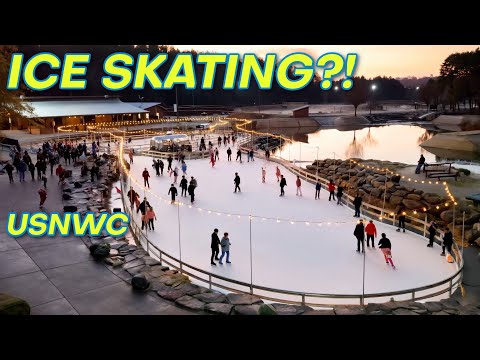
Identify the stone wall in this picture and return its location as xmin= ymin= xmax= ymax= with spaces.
xmin=305 ymin=158 xmax=480 ymax=245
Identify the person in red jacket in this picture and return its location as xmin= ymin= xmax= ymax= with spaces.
xmin=142 ymin=168 xmax=150 ymax=188
xmin=296 ymin=175 xmax=302 ymax=196
xmin=365 ymin=220 xmax=377 ymax=248
xmin=328 ymin=180 xmax=336 ymax=201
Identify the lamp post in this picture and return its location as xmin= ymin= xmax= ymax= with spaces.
xmin=370 ymin=84 xmax=377 ymax=115
xmin=315 ymin=146 xmax=319 ymax=179
xmin=333 ymin=86 xmax=339 ymax=113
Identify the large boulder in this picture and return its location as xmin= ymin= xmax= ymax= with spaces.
xmin=234 ymin=304 xmax=261 ymax=315
xmin=422 ymin=194 xmax=442 ymax=205
xmin=258 ymin=304 xmax=278 ymax=315
xmin=370 ymin=188 xmax=382 ymax=198
xmin=0 ymin=293 xmax=30 ymax=315
xmin=193 ymin=292 xmax=227 ymax=303
xmin=389 ymin=195 xmax=404 ymax=206
xmin=227 ymin=293 xmax=263 ymax=305
xmin=204 ymin=303 xmax=233 ymax=315
xmin=175 ymin=295 xmax=205 ymax=311
xmin=131 ymin=274 xmax=150 ymax=291
xmin=402 ymin=199 xmax=424 ymax=210
xmin=406 ymin=194 xmax=422 ymax=201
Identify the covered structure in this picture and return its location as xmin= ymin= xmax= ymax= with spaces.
xmin=17 ymin=96 xmax=147 ymax=134
xmin=292 ymin=105 xmax=309 ymax=118
xmin=127 ymin=102 xmax=168 ymax=119
xmin=150 ymin=134 xmax=192 ymax=152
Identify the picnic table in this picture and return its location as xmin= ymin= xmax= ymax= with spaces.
xmin=466 ymin=193 xmax=480 ymax=206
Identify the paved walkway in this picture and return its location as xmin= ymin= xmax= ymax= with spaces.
xmin=0 ymin=167 xmax=192 ymax=315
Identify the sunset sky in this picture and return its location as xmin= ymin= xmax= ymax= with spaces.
xmin=173 ymin=45 xmax=479 ymax=78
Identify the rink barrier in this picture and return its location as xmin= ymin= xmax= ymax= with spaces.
xmin=119 ymin=150 xmax=464 ymax=307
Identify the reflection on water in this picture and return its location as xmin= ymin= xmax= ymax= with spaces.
xmin=277 ymin=125 xmax=440 ymax=165
xmin=417 ymin=130 xmax=434 ymax=145
xmin=345 ymin=131 xmax=364 ymax=158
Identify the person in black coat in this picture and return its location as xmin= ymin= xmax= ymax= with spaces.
xmin=354 ymin=220 xmax=365 ymax=252
xmin=168 ymin=184 xmax=178 ymax=204
xmin=153 ymin=159 xmax=160 ymax=176
xmin=441 ymin=228 xmax=453 ymax=256
xmin=210 ymin=228 xmax=220 ymax=265
xmin=337 ymin=185 xmax=344 ymax=205
xmin=227 ymin=147 xmax=232 ymax=161
xmin=234 ymin=173 xmax=241 ymax=193
xmin=180 ymin=175 xmax=188 ymax=196
xmin=427 ymin=221 xmax=437 ymax=247
xmin=236 ymin=149 xmax=242 ymax=163
xmin=353 ymin=193 xmax=362 ymax=217
xmin=167 ymin=155 xmax=173 ymax=171
xmin=279 ymin=175 xmax=287 ymax=196
xmin=158 ymin=159 xmax=164 ymax=175
xmin=378 ymin=233 xmax=395 ymax=268
xmin=188 ymin=183 xmax=195 ymax=203
xmin=4 ymin=162 xmax=14 ymax=183
xmin=138 ymin=197 xmax=150 ymax=215
xmin=396 ymin=208 xmax=406 ymax=232
xmin=28 ymin=162 xmax=35 ymax=181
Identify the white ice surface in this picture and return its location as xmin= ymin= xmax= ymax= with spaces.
xmin=121 ymin=144 xmax=458 ymax=303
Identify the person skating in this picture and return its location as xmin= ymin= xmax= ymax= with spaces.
xmin=128 ymin=149 xmax=134 ymax=164
xmin=210 ymin=228 xmax=220 ymax=265
xmin=219 ymin=232 xmax=231 ymax=264
xmin=188 ymin=182 xmax=195 ymax=203
xmin=378 ymin=233 xmax=395 ymax=269
xmin=353 ymin=193 xmax=362 ymax=217
xmin=18 ymin=160 xmax=27 ymax=182
xmin=262 ymin=167 xmax=266 ymax=183
xmin=354 ymin=219 xmax=365 ymax=253
xmin=296 ymin=175 xmax=302 ymax=196
xmin=234 ymin=173 xmax=241 ymax=193
xmin=236 ymin=149 xmax=242 ymax=163
xmin=181 ymin=160 xmax=187 ymax=176
xmin=336 ymin=185 xmax=344 ymax=205
xmin=127 ymin=186 xmax=139 ymax=209
xmin=180 ymin=175 xmax=188 ymax=196
xmin=415 ymin=154 xmax=426 ymax=174
xmin=146 ymin=206 xmax=157 ymax=231
xmin=218 ymin=136 xmax=222 ymax=147
xmin=365 ymin=220 xmax=377 ymax=248
xmin=49 ymin=156 xmax=55 ymax=175
xmin=279 ymin=175 xmax=287 ymax=196
xmin=209 ymin=151 xmax=216 ymax=168
xmin=265 ymin=149 xmax=270 ymax=161
xmin=440 ymin=228 xmax=453 ymax=256
xmin=223 ymin=135 xmax=227 ymax=146
xmin=5 ymin=162 xmax=14 ymax=183
xmin=158 ymin=159 xmax=164 ymax=175
xmin=138 ymin=197 xmax=151 ymax=215
xmin=249 ymin=149 xmax=254 ymax=162
xmin=35 ymin=160 xmax=43 ymax=180
xmin=328 ymin=180 xmax=336 ymax=201
xmin=276 ymin=166 xmax=281 ymax=182
xmin=396 ymin=208 xmax=406 ymax=232
xmin=168 ymin=184 xmax=178 ymax=204
xmin=42 ymin=174 xmax=47 ymax=188
xmin=153 ymin=159 xmax=160 ymax=176
xmin=38 ymin=188 xmax=47 ymax=208
xmin=315 ymin=181 xmax=321 ymax=199
xmin=142 ymin=168 xmax=150 ymax=188
xmin=167 ymin=154 xmax=173 ymax=172
xmin=215 ymin=148 xmax=219 ymax=161
xmin=427 ymin=221 xmax=437 ymax=247
xmin=173 ymin=167 xmax=178 ymax=184
xmin=190 ymin=176 xmax=198 ymax=189
xmin=227 ymin=147 xmax=232 ymax=161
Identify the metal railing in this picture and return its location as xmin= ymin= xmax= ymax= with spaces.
xmin=119 ymin=140 xmax=464 ymax=307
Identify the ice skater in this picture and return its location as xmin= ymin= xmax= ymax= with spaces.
xmin=353 ymin=193 xmax=362 ymax=217
xmin=236 ymin=149 xmax=242 ymax=163
xmin=440 ymin=228 xmax=453 ymax=256
xmin=296 ymin=175 xmax=302 ymax=196
xmin=153 ymin=159 xmax=160 ymax=176
xmin=181 ymin=160 xmax=187 ymax=176
xmin=142 ymin=168 xmax=150 ymax=188
xmin=168 ymin=184 xmax=178 ymax=204
xmin=146 ymin=206 xmax=156 ymax=231
xmin=180 ymin=175 xmax=188 ymax=196
xmin=396 ymin=208 xmax=406 ymax=232
xmin=210 ymin=151 xmax=216 ymax=168
xmin=427 ymin=221 xmax=437 ymax=247
xmin=167 ymin=154 xmax=173 ymax=172
xmin=129 ymin=149 xmax=134 ymax=164
xmin=158 ymin=159 xmax=164 ymax=175
xmin=215 ymin=148 xmax=219 ymax=161
xmin=365 ymin=220 xmax=377 ymax=248
xmin=279 ymin=175 xmax=287 ymax=196
xmin=276 ymin=166 xmax=281 ymax=182
xmin=354 ymin=219 xmax=365 ymax=253
xmin=262 ymin=167 xmax=266 ymax=183
xmin=173 ymin=166 xmax=178 ymax=184
xmin=336 ymin=185 xmax=344 ymax=205
xmin=188 ymin=182 xmax=195 ymax=203
xmin=234 ymin=172 xmax=241 ymax=193
xmin=378 ymin=233 xmax=395 ymax=269
xmin=219 ymin=232 xmax=231 ymax=264
xmin=38 ymin=188 xmax=47 ymax=208
xmin=210 ymin=228 xmax=220 ymax=265
xmin=315 ymin=180 xmax=321 ymax=199
xmin=227 ymin=147 xmax=232 ymax=161
xmin=328 ymin=180 xmax=336 ymax=201
xmin=248 ymin=149 xmax=254 ymax=162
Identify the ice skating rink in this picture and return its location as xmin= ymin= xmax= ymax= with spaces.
xmin=122 ymin=144 xmax=458 ymax=303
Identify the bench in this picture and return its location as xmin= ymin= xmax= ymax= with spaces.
xmin=423 ymin=162 xmax=452 ymax=177
xmin=427 ymin=171 xmax=460 ymax=181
